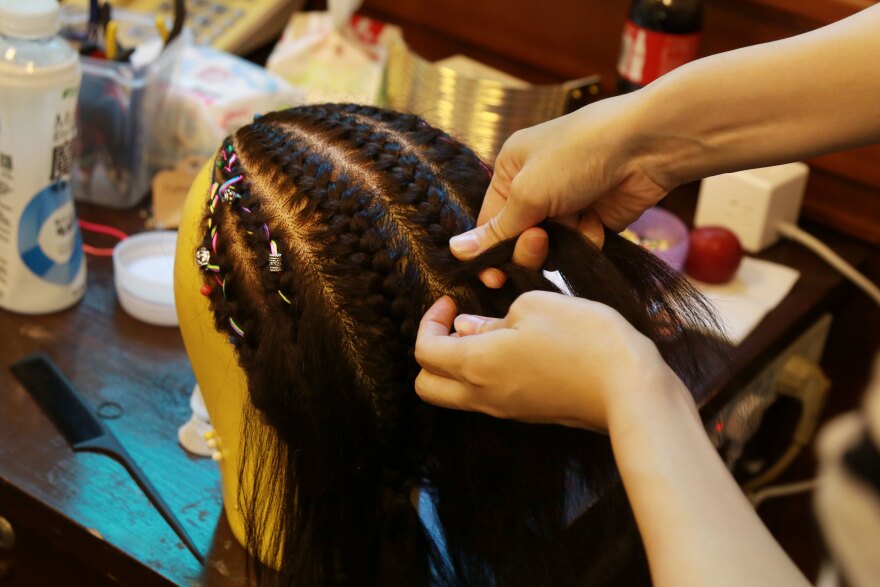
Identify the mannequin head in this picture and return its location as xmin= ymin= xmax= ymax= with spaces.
xmin=175 ymin=104 xmax=725 ymax=587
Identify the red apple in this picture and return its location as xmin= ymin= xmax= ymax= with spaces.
xmin=685 ymin=226 xmax=743 ymax=284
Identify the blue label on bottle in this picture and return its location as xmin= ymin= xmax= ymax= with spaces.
xmin=18 ymin=181 xmax=83 ymax=285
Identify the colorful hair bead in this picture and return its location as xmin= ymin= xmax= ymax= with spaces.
xmin=219 ymin=176 xmax=243 ymax=204
xmin=268 ymin=240 xmax=282 ymax=272
xmin=195 ymin=246 xmax=211 ymax=268
xmin=200 ymin=284 xmax=213 ymax=296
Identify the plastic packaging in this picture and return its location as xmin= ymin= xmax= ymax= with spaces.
xmin=149 ymin=45 xmax=303 ymax=172
xmin=266 ymin=0 xmax=401 ymax=105
xmin=0 ymin=0 xmax=86 ymax=314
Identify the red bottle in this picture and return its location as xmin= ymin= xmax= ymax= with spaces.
xmin=617 ymin=0 xmax=704 ymax=94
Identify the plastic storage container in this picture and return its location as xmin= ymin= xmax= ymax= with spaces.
xmin=60 ymin=6 xmax=186 ymax=209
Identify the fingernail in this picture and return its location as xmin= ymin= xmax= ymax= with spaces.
xmin=450 ymin=233 xmax=480 ymax=255
xmin=525 ymin=232 xmax=547 ymax=254
xmin=455 ymin=314 xmax=487 ymax=335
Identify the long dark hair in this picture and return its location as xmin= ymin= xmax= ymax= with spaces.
xmin=195 ymin=104 xmax=726 ymax=586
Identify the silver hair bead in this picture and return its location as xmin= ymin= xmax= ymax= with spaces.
xmin=195 ymin=246 xmax=211 ymax=268
xmin=220 ymin=186 xmax=238 ymax=204
xmin=268 ymin=252 xmax=283 ymax=272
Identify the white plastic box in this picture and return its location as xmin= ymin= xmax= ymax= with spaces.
xmin=695 ymin=163 xmax=809 ymax=253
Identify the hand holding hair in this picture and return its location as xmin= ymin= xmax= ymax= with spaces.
xmin=450 ymin=95 xmax=670 ymax=287
xmin=414 ymin=292 xmax=685 ymax=431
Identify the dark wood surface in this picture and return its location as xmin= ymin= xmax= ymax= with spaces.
xmin=0 ymin=187 xmax=876 ymax=584
xmin=0 ymin=203 xmax=248 ymax=586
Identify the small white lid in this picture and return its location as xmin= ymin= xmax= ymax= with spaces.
xmin=113 ymin=231 xmax=179 ymax=327
xmin=0 ymin=0 xmax=61 ymax=40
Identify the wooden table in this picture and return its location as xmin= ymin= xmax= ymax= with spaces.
xmin=0 ymin=203 xmax=247 ymax=586
xmin=0 ymin=191 xmax=876 ymax=585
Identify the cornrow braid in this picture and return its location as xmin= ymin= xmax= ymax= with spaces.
xmin=191 ymin=105 xmax=729 ymax=587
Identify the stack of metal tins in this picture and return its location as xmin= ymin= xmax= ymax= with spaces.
xmin=384 ymin=42 xmax=600 ymax=162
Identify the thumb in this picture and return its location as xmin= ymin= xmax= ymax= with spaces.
xmin=450 ymin=197 xmax=546 ymax=260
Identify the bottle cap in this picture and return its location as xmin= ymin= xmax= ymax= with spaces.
xmin=0 ymin=0 xmax=61 ymax=40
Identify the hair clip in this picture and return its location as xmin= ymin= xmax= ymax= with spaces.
xmin=195 ymin=246 xmax=211 ymax=268
xmin=268 ymin=240 xmax=282 ymax=272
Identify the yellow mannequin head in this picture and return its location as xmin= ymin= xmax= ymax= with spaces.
xmin=171 ymin=105 xmax=725 ymax=586
xmin=174 ymin=159 xmax=258 ymax=554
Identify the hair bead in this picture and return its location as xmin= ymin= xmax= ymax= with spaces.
xmin=219 ymin=176 xmax=243 ymax=204
xmin=195 ymin=246 xmax=211 ymax=268
xmin=268 ymin=240 xmax=283 ymax=272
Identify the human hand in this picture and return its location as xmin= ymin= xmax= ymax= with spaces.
xmin=414 ymin=292 xmax=687 ymax=431
xmin=454 ymin=95 xmax=671 ymax=287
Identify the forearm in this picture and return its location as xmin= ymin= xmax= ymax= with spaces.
xmin=607 ymin=370 xmax=809 ymax=587
xmin=634 ymin=4 xmax=880 ymax=187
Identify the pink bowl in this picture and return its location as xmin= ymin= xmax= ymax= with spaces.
xmin=626 ymin=207 xmax=690 ymax=271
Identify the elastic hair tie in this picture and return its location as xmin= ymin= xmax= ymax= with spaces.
xmin=268 ymin=240 xmax=282 ymax=272
xmin=207 ymin=264 xmax=220 ymax=273
xmin=262 ymin=223 xmax=270 ymax=240
xmin=241 ymin=206 xmax=251 ymax=214
xmin=211 ymin=231 xmax=219 ymax=254
xmin=278 ymin=290 xmax=292 ymax=304
xmin=228 ymin=317 xmax=244 ymax=337
xmin=209 ymin=182 xmax=218 ymax=199
xmin=478 ymin=160 xmax=493 ymax=179
xmin=224 ymin=153 xmax=237 ymax=172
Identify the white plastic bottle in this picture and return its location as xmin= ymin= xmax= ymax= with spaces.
xmin=0 ymin=0 xmax=86 ymax=314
